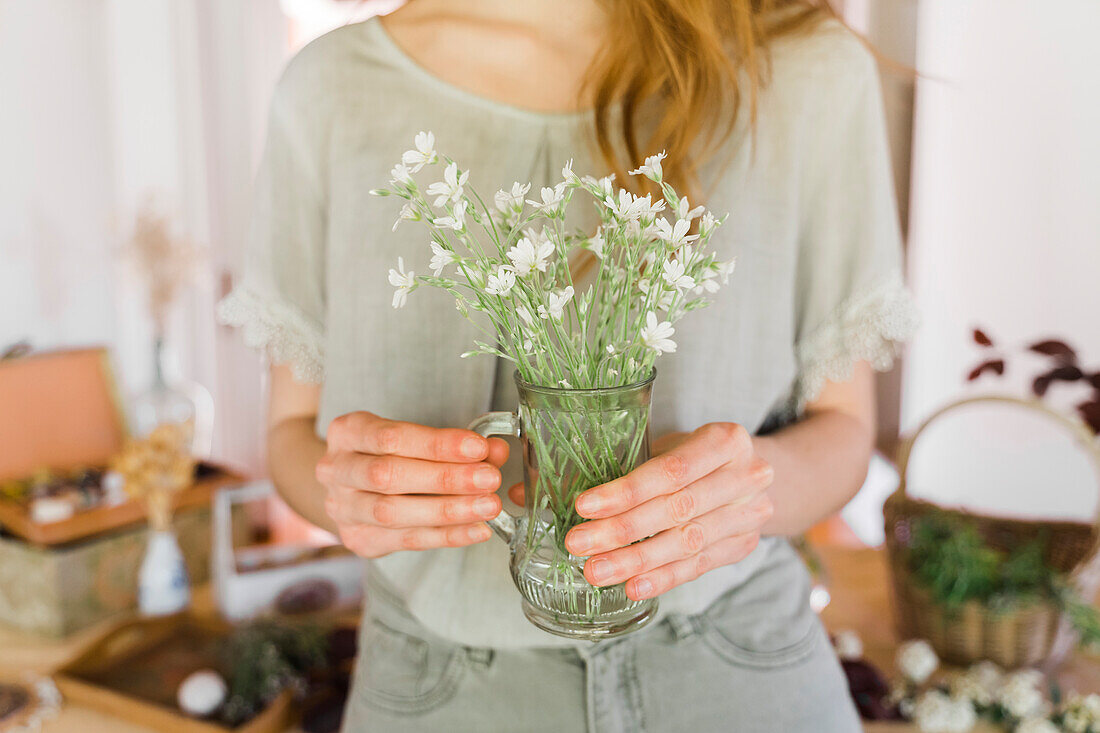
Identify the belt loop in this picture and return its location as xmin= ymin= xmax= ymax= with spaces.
xmin=666 ymin=613 xmax=697 ymax=640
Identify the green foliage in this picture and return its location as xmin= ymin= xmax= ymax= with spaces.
xmin=905 ymin=514 xmax=1100 ymax=645
xmin=218 ymin=620 xmax=327 ymax=726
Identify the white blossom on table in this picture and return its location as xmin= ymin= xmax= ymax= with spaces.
xmin=897 ymin=639 xmax=940 ymax=685
xmin=1060 ymin=692 xmax=1100 ymax=733
xmin=997 ymin=670 xmax=1049 ymax=721
xmin=913 ymin=690 xmax=977 ymax=733
xmin=831 ymin=629 xmax=863 ymax=661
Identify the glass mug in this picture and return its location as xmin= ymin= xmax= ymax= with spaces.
xmin=468 ymin=370 xmax=658 ymax=640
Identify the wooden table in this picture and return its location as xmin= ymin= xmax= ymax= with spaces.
xmin=1 ymin=546 xmax=1096 ymax=732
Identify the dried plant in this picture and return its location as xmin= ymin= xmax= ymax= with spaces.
xmin=123 ymin=199 xmax=203 ymax=336
xmin=110 ymin=423 xmax=195 ymax=530
xmin=967 ymin=328 xmax=1100 ymax=435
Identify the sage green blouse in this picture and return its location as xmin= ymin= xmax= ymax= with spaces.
xmin=219 ymin=16 xmax=917 ymax=648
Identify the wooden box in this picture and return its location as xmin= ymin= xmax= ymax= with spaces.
xmin=0 ymin=505 xmax=224 ymax=637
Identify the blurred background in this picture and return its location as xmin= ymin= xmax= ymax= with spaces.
xmin=1 ymin=1 xmax=1098 ymax=730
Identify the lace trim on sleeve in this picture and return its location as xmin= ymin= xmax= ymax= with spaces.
xmin=217 ymin=287 xmax=325 ymax=384
xmin=794 ymin=274 xmax=918 ymax=410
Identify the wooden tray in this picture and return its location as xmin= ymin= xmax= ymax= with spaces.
xmin=55 ymin=614 xmax=292 ymax=733
xmin=0 ymin=464 xmax=243 ymax=547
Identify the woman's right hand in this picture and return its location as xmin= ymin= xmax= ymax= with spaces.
xmin=315 ymin=411 xmax=508 ymax=558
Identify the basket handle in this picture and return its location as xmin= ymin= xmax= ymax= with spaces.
xmin=896 ymin=394 xmax=1100 ymax=524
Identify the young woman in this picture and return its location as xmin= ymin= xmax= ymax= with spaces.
xmin=220 ymin=0 xmax=916 ymax=730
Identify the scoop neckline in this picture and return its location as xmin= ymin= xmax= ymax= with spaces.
xmin=366 ymin=16 xmax=593 ymax=126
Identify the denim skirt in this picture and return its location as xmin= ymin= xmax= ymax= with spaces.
xmin=341 ymin=540 xmax=860 ymax=733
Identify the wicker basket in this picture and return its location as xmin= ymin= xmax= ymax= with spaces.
xmin=884 ymin=395 xmax=1100 ymax=669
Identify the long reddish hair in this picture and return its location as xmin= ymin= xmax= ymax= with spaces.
xmin=586 ymin=0 xmax=836 ymax=195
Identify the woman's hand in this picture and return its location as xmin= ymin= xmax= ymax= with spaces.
xmin=315 ymin=411 xmax=509 ymax=558
xmin=563 ymin=423 xmax=774 ymax=601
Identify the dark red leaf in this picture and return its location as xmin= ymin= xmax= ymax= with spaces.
xmin=967 ymin=359 xmax=1005 ymax=381
xmin=1029 ymin=339 xmax=1077 ymax=363
xmin=1048 ymin=365 xmax=1085 ymax=381
xmin=1033 ymin=374 xmax=1054 ymax=397
xmin=972 ymin=328 xmax=994 ymax=347
xmin=1078 ymin=400 xmax=1100 ymax=435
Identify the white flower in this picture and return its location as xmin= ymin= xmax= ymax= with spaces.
xmin=527 ymin=184 xmax=566 ymax=215
xmin=558 ymin=379 xmax=572 ymax=388
xmin=661 ymin=259 xmax=696 ymax=291
xmin=587 ymin=231 xmax=605 ymax=260
xmin=515 ymin=305 xmax=536 ymax=327
xmin=387 ymin=256 xmax=415 ymax=308
xmin=494 ymin=182 xmax=531 ymax=212
xmin=832 ymin=630 xmax=863 ymax=661
xmin=1061 ymin=692 xmax=1100 ymax=733
xmin=640 ymin=312 xmax=676 ymax=354
xmin=912 ymin=690 xmax=976 ymax=733
xmin=998 ymin=670 xmax=1048 ymax=720
xmin=561 ymin=159 xmax=578 ymax=184
xmin=675 ymin=196 xmax=706 ymax=221
xmin=401 ymin=131 xmax=436 ymax=172
xmin=655 ymin=217 xmax=698 ymax=247
xmin=630 ymin=151 xmax=666 ymax=182
xmin=716 ymin=257 xmax=737 ymax=284
xmin=507 ymin=233 xmax=555 ymax=276
xmin=694 ymin=269 xmax=720 ymax=295
xmin=897 ymin=640 xmax=939 ymax=685
xmin=1016 ymin=718 xmax=1060 ymax=733
xmin=699 ymin=212 xmax=720 ymax=237
xmin=428 ymin=242 xmax=454 ymax=276
xmin=484 ymin=265 xmax=516 ymax=296
xmin=390 ymin=162 xmax=414 ymax=186
xmin=392 ymin=202 xmax=419 ymax=231
xmin=434 ymin=200 xmax=468 ymax=231
xmin=538 ymin=286 xmax=574 ymax=320
xmin=426 ymin=161 xmax=469 ymax=207
xmin=950 ymin=662 xmax=1003 ymax=707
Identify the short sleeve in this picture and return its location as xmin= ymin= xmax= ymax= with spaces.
xmin=217 ymin=63 xmax=327 ymax=384
xmin=792 ymin=44 xmax=918 ymax=410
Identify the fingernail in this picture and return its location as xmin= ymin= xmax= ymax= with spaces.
xmin=576 ymin=493 xmax=601 ymax=515
xmin=474 ymin=467 xmax=498 ymax=490
xmin=474 ymin=496 xmax=498 ymax=517
xmin=469 ymin=525 xmax=491 ymax=541
xmin=588 ymin=557 xmax=613 ymax=583
xmin=568 ymin=530 xmax=592 ymax=555
xmin=462 ymin=437 xmax=485 ymax=459
xmin=633 ymin=578 xmax=653 ymax=598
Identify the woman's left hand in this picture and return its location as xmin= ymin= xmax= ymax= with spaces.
xmin=563 ymin=423 xmax=775 ymax=602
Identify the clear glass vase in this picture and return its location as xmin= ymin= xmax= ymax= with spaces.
xmin=131 ymin=335 xmax=214 ymax=457
xmin=469 ymin=370 xmax=658 ymax=640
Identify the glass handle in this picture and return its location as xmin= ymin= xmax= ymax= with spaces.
xmin=466 ymin=411 xmax=520 ymax=544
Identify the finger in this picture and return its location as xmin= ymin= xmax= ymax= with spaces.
xmin=334 ymin=487 xmax=503 ymax=528
xmin=575 ymin=423 xmax=752 ymax=519
xmin=318 ymin=452 xmax=501 ymax=495
xmin=507 ymin=482 xmax=525 ymax=506
xmin=327 ymin=411 xmax=490 ymax=462
xmin=487 ymin=437 xmax=510 ymax=468
xmin=581 ymin=493 xmax=773 ymax=587
xmin=624 ymin=533 xmax=762 ymax=601
xmin=336 ymin=522 xmax=492 ymax=558
xmin=566 ymin=457 xmax=773 ymax=556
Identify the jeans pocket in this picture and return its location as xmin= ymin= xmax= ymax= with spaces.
xmin=693 ymin=543 xmax=821 ymax=669
xmin=355 ymin=618 xmax=468 ymax=715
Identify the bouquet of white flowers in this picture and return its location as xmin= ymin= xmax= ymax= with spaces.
xmin=370 ymin=133 xmax=737 ymax=637
xmin=373 ymin=131 xmax=735 ymax=390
